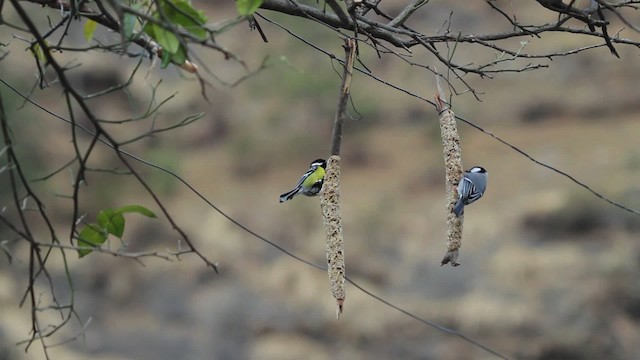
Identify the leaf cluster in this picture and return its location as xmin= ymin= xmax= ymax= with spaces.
xmin=77 ymin=205 xmax=157 ymax=257
xmin=142 ymin=0 xmax=208 ymax=67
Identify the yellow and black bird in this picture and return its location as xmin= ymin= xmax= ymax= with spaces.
xmin=279 ymin=159 xmax=327 ymax=203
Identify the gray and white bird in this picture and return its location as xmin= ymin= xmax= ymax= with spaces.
xmin=453 ymin=166 xmax=487 ymax=217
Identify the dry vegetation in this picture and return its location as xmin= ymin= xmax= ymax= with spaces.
xmin=1 ymin=0 xmax=640 ymax=359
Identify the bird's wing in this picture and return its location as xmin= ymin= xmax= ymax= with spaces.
xmin=292 ymin=166 xmax=316 ymax=189
xmin=458 ymin=177 xmax=474 ymax=199
xmin=466 ymin=185 xmax=482 ymax=203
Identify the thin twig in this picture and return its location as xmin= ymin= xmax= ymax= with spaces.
xmin=388 ymin=0 xmax=429 ymax=28
xmin=330 ymin=37 xmax=357 ymax=156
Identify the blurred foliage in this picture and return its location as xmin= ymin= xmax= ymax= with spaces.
xmin=625 ymin=151 xmax=640 ymax=171
xmin=236 ymin=0 xmax=264 ymax=16
xmin=522 ymin=194 xmax=609 ymax=239
xmin=249 ymin=63 xmax=338 ymax=111
xmin=535 ymin=344 xmax=590 ymax=360
xmin=144 ymin=145 xmax=181 ymax=195
xmin=354 ymin=195 xmax=401 ymax=257
xmin=228 ymin=131 xmax=271 ymax=177
xmin=522 ymin=189 xmax=640 ymax=241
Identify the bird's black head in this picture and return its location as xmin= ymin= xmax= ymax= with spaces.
xmin=468 ymin=166 xmax=487 ymax=174
xmin=310 ymin=159 xmax=327 ymax=169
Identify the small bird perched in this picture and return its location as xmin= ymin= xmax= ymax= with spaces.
xmin=279 ymin=159 xmax=327 ymax=203
xmin=453 ymin=166 xmax=488 ymax=217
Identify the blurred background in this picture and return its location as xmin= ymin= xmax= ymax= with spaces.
xmin=1 ymin=0 xmax=640 ymax=359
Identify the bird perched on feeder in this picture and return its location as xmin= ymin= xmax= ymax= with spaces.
xmin=453 ymin=166 xmax=487 ymax=217
xmin=279 ymin=159 xmax=327 ymax=203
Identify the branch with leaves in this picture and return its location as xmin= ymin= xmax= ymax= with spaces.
xmin=1 ymin=0 xmax=232 ymax=354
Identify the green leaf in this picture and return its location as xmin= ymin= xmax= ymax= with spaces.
xmin=97 ymin=209 xmax=126 ymax=238
xmin=170 ymin=46 xmax=187 ymax=65
xmin=123 ymin=13 xmax=137 ymax=39
xmin=143 ymin=22 xmax=155 ymax=38
xmin=31 ymin=42 xmax=48 ymax=64
xmin=77 ymin=224 xmax=107 ymax=258
xmin=161 ymin=48 xmax=172 ymax=68
xmin=123 ymin=2 xmax=143 ymax=39
xmin=144 ymin=21 xmax=180 ymax=55
xmin=152 ymin=23 xmax=180 ymax=54
xmin=83 ymin=19 xmax=98 ymax=43
xmin=114 ymin=205 xmax=157 ymax=218
xmin=161 ymin=0 xmax=208 ymax=40
xmin=236 ymin=0 xmax=263 ymax=16
xmin=96 ymin=210 xmax=110 ymax=228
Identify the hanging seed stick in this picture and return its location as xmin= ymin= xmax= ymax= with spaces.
xmin=320 ymin=37 xmax=355 ymax=318
xmin=435 ymin=74 xmax=464 ymax=266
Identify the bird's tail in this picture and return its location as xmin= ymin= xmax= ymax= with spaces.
xmin=279 ymin=187 xmax=300 ymax=203
xmin=453 ymin=199 xmax=465 ymax=217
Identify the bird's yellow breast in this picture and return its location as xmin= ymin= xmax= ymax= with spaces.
xmin=302 ymin=166 xmax=325 ymax=188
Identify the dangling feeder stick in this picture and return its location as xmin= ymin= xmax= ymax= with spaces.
xmin=434 ymin=74 xmax=465 ymax=267
xmin=320 ymin=37 xmax=356 ymax=319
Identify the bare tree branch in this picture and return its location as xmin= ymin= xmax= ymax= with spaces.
xmin=388 ymin=0 xmax=430 ymax=28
